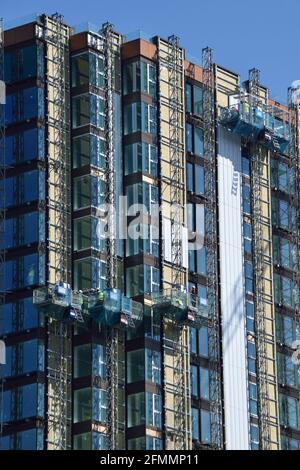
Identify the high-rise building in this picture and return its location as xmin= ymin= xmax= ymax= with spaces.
xmin=0 ymin=13 xmax=299 ymax=451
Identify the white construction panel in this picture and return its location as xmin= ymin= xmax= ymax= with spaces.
xmin=218 ymin=125 xmax=250 ymax=450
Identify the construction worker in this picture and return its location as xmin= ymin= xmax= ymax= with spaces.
xmin=97 ymin=290 xmax=105 ymax=304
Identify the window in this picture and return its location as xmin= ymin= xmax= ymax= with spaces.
xmin=3 ymin=383 xmax=44 ymax=422
xmin=74 ymin=388 xmax=92 ymax=423
xmin=194 ymin=86 xmax=203 ymax=116
xmin=146 ymin=437 xmax=163 ymax=450
xmin=74 ymin=257 xmax=107 ymax=291
xmin=185 ymin=83 xmax=203 ymax=116
xmin=199 ymin=326 xmax=209 ymax=357
xmin=279 ymin=394 xmax=300 ymax=430
xmin=5 ymin=170 xmax=45 ymax=208
xmin=242 ymin=184 xmax=251 ymax=214
xmin=0 ymin=428 xmax=44 ymax=450
xmin=250 ymin=424 xmax=259 ymax=450
xmin=187 ymin=162 xmax=205 ymax=195
xmin=146 ymin=392 xmax=162 ymax=428
xmin=74 ymin=344 xmax=91 ymax=378
xmin=272 ymin=196 xmax=296 ymax=231
xmin=249 ymin=382 xmax=258 ymax=416
xmin=127 ymin=349 xmax=144 ymax=383
xmin=200 ymin=410 xmax=211 ymax=443
xmin=73 ymin=134 xmax=105 ymax=169
xmin=281 ymin=436 xmax=300 ymax=450
xmin=273 ymin=235 xmax=296 ymax=271
xmin=6 ymin=87 xmax=44 ymax=125
xmin=247 ymin=341 xmax=256 ymax=375
xmin=72 ymin=94 xmax=105 ymax=129
xmin=5 ymin=128 xmax=45 ymax=166
xmin=200 ymin=367 xmax=210 ymax=400
xmin=191 ymin=365 xmax=199 ymax=397
xmin=5 ymin=253 xmax=45 ymax=290
xmin=190 ymin=327 xmax=197 ymax=354
xmin=1 ymin=211 xmax=45 ymax=250
xmin=277 ymin=353 xmax=300 ymax=388
xmin=186 ymin=124 xmax=203 ymax=155
xmin=126 ymin=224 xmax=159 ymax=258
xmin=72 ymin=52 xmax=104 ymax=89
xmin=185 ymin=83 xmax=192 ymax=113
xmin=127 ymin=393 xmax=145 ymax=427
xmin=74 ymin=216 xmax=105 ymax=252
xmin=192 ymin=408 xmax=200 ymax=440
xmin=5 ymin=44 xmax=44 ymax=84
xmin=123 ymin=60 xmax=156 ymax=97
xmin=92 ymin=344 xmax=106 ymax=378
xmin=195 ymin=127 xmax=204 ymax=155
xmin=126 ymin=265 xmax=160 ymax=297
xmin=243 ymin=221 xmax=252 ymax=255
xmin=93 ymin=388 xmax=107 ymax=423
xmin=145 ymin=349 xmax=161 ymax=384
xmin=73 ymin=175 xmax=106 ymax=210
xmin=189 ymin=247 xmax=206 ymax=275
xmin=246 ymin=301 xmax=255 ymax=333
xmin=74 ymin=433 xmax=91 ymax=450
xmin=186 ymin=123 xmax=193 ymax=152
xmin=124 ymin=102 xmax=157 ymax=135
xmin=124 ymin=142 xmax=158 ymax=177
xmin=3 ymin=339 xmax=44 ymax=378
xmin=126 ymin=182 xmax=158 ymax=214
xmin=271 ymin=159 xmax=294 ymax=194
xmin=274 ymin=274 xmax=297 ymax=308
xmin=276 ymin=313 xmax=300 ymax=348
xmin=245 ymin=261 xmax=253 ymax=294
xmin=242 ymin=157 xmax=250 ymax=176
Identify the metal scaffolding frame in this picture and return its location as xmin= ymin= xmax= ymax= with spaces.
xmin=287 ymin=87 xmax=300 ymax=408
xmin=202 ymin=47 xmax=223 ymax=450
xmin=0 ymin=17 xmax=5 ymax=447
xmin=157 ymin=36 xmax=191 ymax=450
xmin=101 ymin=22 xmax=124 ymax=450
xmin=43 ymin=13 xmax=72 ymax=450
xmin=249 ymin=68 xmax=280 ymax=449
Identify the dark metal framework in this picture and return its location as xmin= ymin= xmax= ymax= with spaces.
xmin=202 ymin=47 xmax=223 ymax=450
xmin=249 ymin=68 xmax=279 ymax=449
xmin=0 ymin=17 xmax=5 ymax=447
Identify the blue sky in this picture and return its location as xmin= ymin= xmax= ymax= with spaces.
xmin=1 ymin=0 xmax=298 ymax=102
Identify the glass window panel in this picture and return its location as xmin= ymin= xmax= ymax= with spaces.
xmin=194 ymin=127 xmax=203 ymax=155
xmin=127 ymin=392 xmax=146 ymax=427
xmin=186 ymin=123 xmax=193 ymax=152
xmin=127 ymin=349 xmax=144 ymax=383
xmin=194 ymin=86 xmax=203 ymax=116
xmin=74 ymin=344 xmax=91 ymax=378
xmin=200 ymin=410 xmax=211 ymax=443
xmin=192 ymin=408 xmax=200 ymax=440
xmin=200 ymin=367 xmax=209 ymax=400
xmin=74 ymin=388 xmax=92 ymax=423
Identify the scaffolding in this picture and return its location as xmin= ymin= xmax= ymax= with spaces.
xmin=249 ymin=69 xmax=280 ymax=450
xmin=157 ymin=35 xmax=191 ymax=450
xmin=101 ymin=22 xmax=124 ymax=450
xmin=42 ymin=13 xmax=72 ymax=450
xmin=288 ymin=87 xmax=300 ymax=407
xmin=0 ymin=18 xmax=4 ymax=447
xmin=202 ymin=47 xmax=223 ymax=449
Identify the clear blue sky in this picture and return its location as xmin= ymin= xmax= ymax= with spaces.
xmin=1 ymin=0 xmax=298 ymax=102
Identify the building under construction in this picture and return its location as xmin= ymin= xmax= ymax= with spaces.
xmin=0 ymin=13 xmax=299 ymax=450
